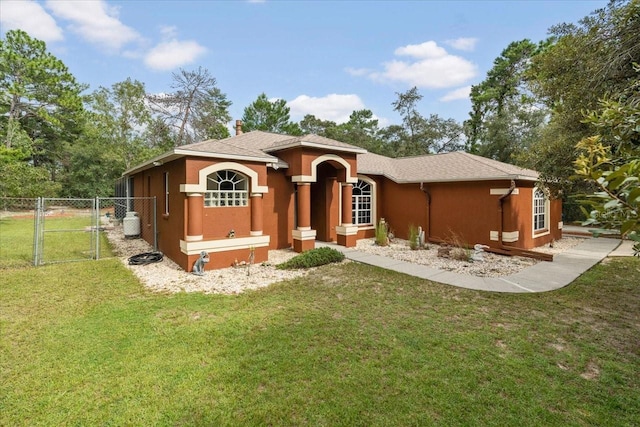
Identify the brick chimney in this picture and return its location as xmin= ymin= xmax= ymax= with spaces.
xmin=235 ymin=119 xmax=243 ymax=136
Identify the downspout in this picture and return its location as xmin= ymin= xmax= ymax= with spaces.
xmin=498 ymin=179 xmax=516 ymax=248
xmin=420 ymin=182 xmax=431 ymax=241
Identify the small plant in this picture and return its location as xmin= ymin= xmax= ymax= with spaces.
xmin=375 ymin=219 xmax=389 ymax=246
xmin=276 ymin=247 xmax=345 ymax=270
xmin=446 ymin=229 xmax=471 ymax=261
xmin=408 ymin=224 xmax=419 ymax=250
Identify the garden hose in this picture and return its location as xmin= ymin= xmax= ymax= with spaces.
xmin=128 ymin=252 xmax=164 ymax=265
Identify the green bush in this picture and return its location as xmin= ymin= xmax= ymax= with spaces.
xmin=408 ymin=224 xmax=419 ymax=250
xmin=375 ymin=219 xmax=389 ymax=246
xmin=276 ymin=247 xmax=345 ymax=270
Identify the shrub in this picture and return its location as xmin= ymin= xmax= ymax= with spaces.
xmin=408 ymin=224 xmax=419 ymax=250
xmin=276 ymin=247 xmax=345 ymax=270
xmin=375 ymin=219 xmax=389 ymax=246
xmin=446 ymin=229 xmax=471 ymax=261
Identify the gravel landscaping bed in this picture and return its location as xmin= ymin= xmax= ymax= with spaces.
xmin=106 ymin=225 xmax=583 ymax=293
xmin=355 ymin=236 xmax=583 ymax=277
xmin=105 ymin=227 xmax=310 ymax=294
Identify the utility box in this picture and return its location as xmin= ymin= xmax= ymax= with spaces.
xmin=123 ymin=211 xmax=141 ymax=238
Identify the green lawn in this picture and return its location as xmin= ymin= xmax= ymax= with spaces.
xmin=0 ymin=217 xmax=34 ymax=268
xmin=1 ymin=254 xmax=639 ymax=426
xmin=0 ymin=216 xmax=112 ymax=268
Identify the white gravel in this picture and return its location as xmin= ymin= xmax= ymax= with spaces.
xmin=105 ymin=224 xmax=583 ymax=294
xmin=105 ymin=226 xmax=309 ymax=295
xmin=355 ymin=237 xmax=583 ymax=277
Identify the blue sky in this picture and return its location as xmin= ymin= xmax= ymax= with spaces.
xmin=1 ymin=0 xmax=607 ymax=130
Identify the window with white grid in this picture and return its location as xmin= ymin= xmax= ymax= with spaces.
xmin=352 ymin=180 xmax=372 ymax=225
xmin=205 ymin=170 xmax=248 ymax=207
xmin=533 ymin=188 xmax=548 ymax=232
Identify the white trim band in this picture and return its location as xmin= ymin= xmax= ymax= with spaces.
xmin=180 ymin=235 xmax=270 ymax=255
xmin=490 ymin=188 xmax=520 ymax=196
xmin=336 ymin=225 xmax=359 ymax=236
xmin=180 ymin=162 xmax=268 ymax=194
xmin=502 ymin=231 xmax=519 ymax=243
xmin=292 ymin=229 xmax=317 ymax=240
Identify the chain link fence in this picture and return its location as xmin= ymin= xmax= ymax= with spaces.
xmin=0 ymin=197 xmax=156 ymax=268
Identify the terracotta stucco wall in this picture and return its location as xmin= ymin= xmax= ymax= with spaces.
xmin=509 ymin=183 xmax=563 ymax=248
xmin=276 ymin=147 xmax=358 ymax=181
xmin=131 ymin=158 xmax=189 ymax=269
xmin=377 ymin=179 xmax=430 ymax=241
xmin=263 ymin=169 xmax=295 ymax=249
xmin=374 ymin=178 xmax=562 ymax=250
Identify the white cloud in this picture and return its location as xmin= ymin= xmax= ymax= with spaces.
xmin=345 ymin=67 xmax=371 ymax=77
xmin=45 ymin=0 xmax=140 ymax=52
xmin=394 ymin=41 xmax=447 ymax=59
xmin=367 ymin=41 xmax=477 ymax=89
xmin=445 ymin=37 xmax=478 ymax=51
xmin=0 ymin=0 xmax=63 ymax=42
xmin=159 ymin=25 xmax=178 ymax=39
xmin=144 ymin=39 xmax=207 ymax=71
xmin=288 ymin=94 xmax=366 ymax=124
xmin=439 ymin=86 xmax=472 ymax=102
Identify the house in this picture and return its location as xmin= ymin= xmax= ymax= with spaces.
xmin=122 ymin=122 xmax=562 ymax=272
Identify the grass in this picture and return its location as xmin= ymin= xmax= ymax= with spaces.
xmin=0 ymin=216 xmax=113 ymax=268
xmin=1 ymin=253 xmax=639 ymax=425
xmin=0 ymin=217 xmax=34 ymax=268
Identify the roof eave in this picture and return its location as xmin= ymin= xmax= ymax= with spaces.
xmin=122 ymin=149 xmax=281 ymax=177
xmin=122 ymin=150 xmax=182 ymax=176
xmin=357 ymin=172 xmax=539 ymax=184
xmin=265 ymin=141 xmax=367 ymax=154
xmin=175 ymin=148 xmax=279 ymax=163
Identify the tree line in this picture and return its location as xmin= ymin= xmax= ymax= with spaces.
xmin=1 ymin=0 xmax=638 ymax=246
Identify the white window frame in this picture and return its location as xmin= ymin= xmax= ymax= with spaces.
xmin=205 ymin=170 xmax=248 ymax=207
xmin=352 ymin=179 xmax=373 ymax=226
xmin=533 ymin=187 xmax=549 ymax=235
xmin=163 ymin=172 xmax=169 ymax=215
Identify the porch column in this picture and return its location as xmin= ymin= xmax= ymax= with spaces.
xmin=292 ymin=182 xmax=315 ymax=252
xmin=250 ymin=193 xmax=263 ymax=236
xmin=186 ymin=192 xmax=204 ymax=241
xmin=336 ymin=183 xmax=358 ymax=247
xmin=341 ymin=183 xmax=353 ymax=225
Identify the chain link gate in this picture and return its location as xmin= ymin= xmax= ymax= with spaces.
xmin=33 ymin=198 xmax=99 ymax=265
xmin=31 ymin=197 xmax=156 ymax=266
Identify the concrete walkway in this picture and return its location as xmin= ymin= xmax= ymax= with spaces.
xmin=318 ymin=237 xmax=626 ymax=293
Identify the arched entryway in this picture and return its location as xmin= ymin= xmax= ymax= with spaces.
xmin=291 ymin=153 xmax=359 ymax=252
xmin=311 ymin=161 xmax=341 ymax=242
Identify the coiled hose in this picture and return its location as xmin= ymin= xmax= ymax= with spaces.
xmin=128 ymin=251 xmax=164 ymax=265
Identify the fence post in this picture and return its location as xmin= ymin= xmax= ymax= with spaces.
xmin=95 ymin=197 xmax=100 ymax=260
xmin=33 ymin=197 xmax=40 ymax=266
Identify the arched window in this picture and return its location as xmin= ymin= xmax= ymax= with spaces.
xmin=533 ymin=188 xmax=548 ymax=232
xmin=205 ymin=170 xmax=248 ymax=207
xmin=352 ymin=179 xmax=372 ymax=225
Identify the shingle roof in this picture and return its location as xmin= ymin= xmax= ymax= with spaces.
xmin=179 ymin=137 xmax=280 ymax=162
xmin=357 ymin=151 xmax=539 ymax=183
xmin=179 ymin=131 xmax=366 ymax=158
xmin=264 ymin=134 xmax=367 ymax=154
xmin=125 ymin=130 xmax=540 ymax=183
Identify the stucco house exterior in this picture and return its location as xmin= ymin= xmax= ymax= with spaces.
xmin=122 ymin=125 xmax=562 ymax=272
